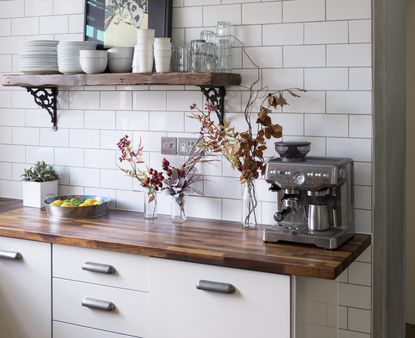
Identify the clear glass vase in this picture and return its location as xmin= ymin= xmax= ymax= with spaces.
xmin=171 ymin=194 xmax=186 ymax=223
xmin=144 ymin=190 xmax=157 ymax=219
xmin=242 ymin=180 xmax=258 ymax=229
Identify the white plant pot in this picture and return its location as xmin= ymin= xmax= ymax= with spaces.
xmin=22 ymin=180 xmax=58 ymax=208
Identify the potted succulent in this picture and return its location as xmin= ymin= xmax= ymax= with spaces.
xmin=21 ymin=161 xmax=59 ymax=208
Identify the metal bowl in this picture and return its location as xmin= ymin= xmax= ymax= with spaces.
xmin=44 ymin=195 xmax=111 ymax=219
xmin=275 ymin=141 xmax=311 ymax=162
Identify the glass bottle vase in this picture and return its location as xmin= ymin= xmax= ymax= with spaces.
xmin=144 ymin=190 xmax=157 ymax=219
xmin=242 ymin=180 xmax=258 ymax=229
xmin=171 ymin=194 xmax=186 ymax=223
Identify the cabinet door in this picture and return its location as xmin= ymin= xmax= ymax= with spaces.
xmin=149 ymin=258 xmax=291 ymax=338
xmin=0 ymin=238 xmax=51 ymax=338
xmin=54 ymin=321 xmax=138 ymax=338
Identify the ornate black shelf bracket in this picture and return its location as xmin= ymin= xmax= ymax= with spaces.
xmin=26 ymin=87 xmax=58 ymax=131
xmin=200 ymin=86 xmax=226 ymax=126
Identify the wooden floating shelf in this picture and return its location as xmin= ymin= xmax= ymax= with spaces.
xmin=1 ymin=72 xmax=241 ymax=88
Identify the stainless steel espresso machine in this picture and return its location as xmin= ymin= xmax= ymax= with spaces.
xmin=263 ymin=142 xmax=354 ymax=249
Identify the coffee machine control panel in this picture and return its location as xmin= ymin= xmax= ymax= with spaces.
xmin=266 ymin=163 xmax=340 ymax=190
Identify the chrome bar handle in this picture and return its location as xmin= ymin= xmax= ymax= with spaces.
xmin=82 ymin=262 xmax=115 ymax=274
xmin=0 ymin=250 xmax=22 ymax=260
xmin=196 ymin=280 xmax=236 ymax=294
xmin=82 ymin=297 xmax=115 ymax=312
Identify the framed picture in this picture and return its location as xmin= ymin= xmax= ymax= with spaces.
xmin=84 ymin=0 xmax=173 ymax=48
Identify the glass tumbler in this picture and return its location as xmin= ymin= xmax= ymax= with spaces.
xmin=205 ymin=42 xmax=216 ymax=72
xmin=172 ymin=46 xmax=190 ymax=72
xmin=216 ymin=21 xmax=231 ymax=37
xmin=190 ymin=39 xmax=207 ymax=72
xmin=200 ymin=30 xmax=217 ymax=44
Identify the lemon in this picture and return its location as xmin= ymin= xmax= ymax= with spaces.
xmin=61 ymin=202 xmax=73 ymax=207
xmin=79 ymin=202 xmax=89 ymax=207
xmin=51 ymin=200 xmax=63 ymax=207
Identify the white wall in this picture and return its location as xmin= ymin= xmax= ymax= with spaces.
xmin=406 ymin=0 xmax=415 ymax=325
xmin=0 ymin=0 xmax=373 ymax=336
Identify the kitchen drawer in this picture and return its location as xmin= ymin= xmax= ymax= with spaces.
xmin=54 ymin=321 xmax=139 ymax=338
xmin=53 ymin=244 xmax=149 ymax=291
xmin=53 ymin=278 xmax=147 ymax=337
xmin=149 ymin=258 xmax=291 ymax=338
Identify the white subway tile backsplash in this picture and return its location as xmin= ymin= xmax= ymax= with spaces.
xmin=326 ymin=0 xmax=371 ymax=20
xmin=339 ymin=283 xmax=371 ymax=309
xmin=283 ymin=91 xmax=325 ymax=114
xmin=349 ymin=20 xmax=372 ymax=43
xmin=0 ymin=36 xmax=25 ymax=54
xmin=242 ymin=3 xmax=282 ymax=25
xmin=0 ymin=126 xmax=11 ymax=143
xmin=149 ymin=111 xmax=184 ymax=132
xmin=283 ymin=0 xmax=325 ymax=23
xmin=327 ymin=138 xmax=371 ymax=162
xmin=69 ymin=91 xmax=100 ymax=110
xmin=305 ymin=301 xmax=327 ymax=326
xmin=26 ymin=146 xmax=54 ymax=165
xmin=12 ymin=127 xmax=39 ymax=145
xmin=167 ymin=91 xmax=202 ymax=111
xmin=133 ymin=91 xmax=166 ymax=111
xmin=283 ymin=136 xmax=326 ymax=157
xmin=262 ymin=68 xmax=304 ymax=90
xmin=101 ymin=169 xmax=132 ymax=190
xmin=132 ymin=131 xmax=166 ymax=152
xmin=53 ymin=166 xmax=69 ymax=185
xmin=0 ymin=163 xmax=12 ymax=180
xmin=0 ymin=92 xmax=11 ymax=108
xmin=305 ymin=21 xmax=348 ymax=44
xmin=296 ymin=277 xmax=338 ymax=304
xmin=242 ymin=47 xmax=283 ymax=68
xmin=283 ymin=45 xmax=325 ymax=68
xmin=348 ymin=262 xmax=372 ymax=286
xmin=0 ymin=180 xmax=22 ymax=199
xmin=116 ymin=190 xmax=143 ymax=211
xmin=0 ymin=0 xmax=24 ymax=18
xmin=59 ymin=185 xmax=84 ymax=195
xmin=354 ymin=209 xmax=372 ymax=233
xmin=203 ymin=5 xmax=242 ymax=26
xmin=350 ymin=115 xmax=372 ymax=138
xmin=11 ymin=17 xmax=39 ymax=36
xmin=85 ymin=149 xmax=116 ymax=169
xmin=84 ymin=110 xmax=115 ymax=130
xmin=40 ymin=128 xmax=69 ymax=147
xmin=58 ymin=109 xmax=84 ymax=129
xmin=84 ymin=187 xmax=116 ymax=208
xmin=54 ymin=148 xmax=84 ymax=167
xmin=186 ymin=195 xmax=222 ymax=219
xmin=232 ymin=25 xmax=262 ymax=47
xmin=172 ymin=7 xmax=203 ymax=28
xmin=327 ymin=44 xmax=371 ymax=67
xmin=357 ymin=247 xmax=372 ymax=263
xmin=0 ymin=19 xmax=11 ymax=37
xmin=348 ymin=308 xmax=371 ymax=333
xmin=354 ymin=162 xmax=372 ymax=186
xmin=222 ymin=198 xmax=242 ymax=222
xmin=354 ymin=186 xmax=371 ymax=210
xmin=339 ymin=306 xmax=348 ymax=330
xmin=327 ymin=92 xmax=372 ymax=115
xmin=100 ymin=130 xmax=128 ymax=149
xmin=69 ymin=167 xmax=100 ymax=187
xmin=205 ymin=176 xmax=241 ymax=199
xmin=69 ymin=129 xmax=100 ymax=149
xmin=39 ymin=15 xmax=68 ymax=34
xmin=274 ymin=113 xmax=304 ymax=135
xmin=350 ymin=68 xmax=372 ymax=90
xmin=0 ymin=145 xmax=25 ymax=163
xmin=305 ymin=114 xmax=348 ymax=137
xmin=53 ymin=0 xmax=84 ymax=14
xmin=263 ymin=23 xmax=303 ymax=46
xmin=100 ymin=91 xmax=132 ymax=111
xmin=116 ymin=111 xmax=149 ymax=131
xmin=305 ymin=68 xmax=348 ymax=90
xmin=25 ymin=0 xmax=53 ymax=16
xmin=0 ymin=55 xmax=12 ymax=72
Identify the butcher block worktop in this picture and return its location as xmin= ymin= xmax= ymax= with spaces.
xmin=0 ymin=198 xmax=370 ymax=280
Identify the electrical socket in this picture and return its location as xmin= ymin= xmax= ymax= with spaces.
xmin=177 ymin=137 xmax=198 ymax=156
xmin=161 ymin=137 xmax=177 ymax=155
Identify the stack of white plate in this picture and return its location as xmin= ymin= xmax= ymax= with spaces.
xmin=57 ymin=41 xmax=97 ymax=74
xmin=20 ymin=40 xmax=59 ymax=74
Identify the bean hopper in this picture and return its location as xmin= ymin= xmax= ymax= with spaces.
xmin=263 ymin=142 xmax=354 ymax=249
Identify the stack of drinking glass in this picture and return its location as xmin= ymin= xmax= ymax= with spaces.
xmin=172 ymin=21 xmax=232 ymax=73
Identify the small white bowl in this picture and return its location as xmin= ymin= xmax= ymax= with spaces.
xmin=80 ymin=57 xmax=108 ymax=74
xmin=137 ymin=29 xmax=155 ymax=38
xmin=80 ymin=50 xmax=107 ymax=58
xmin=107 ymin=47 xmax=134 ymax=59
xmin=108 ymin=58 xmax=132 ymax=73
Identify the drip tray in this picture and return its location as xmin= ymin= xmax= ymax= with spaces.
xmin=263 ymin=224 xmax=353 ymax=250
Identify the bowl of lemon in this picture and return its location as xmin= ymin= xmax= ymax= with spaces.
xmin=44 ymin=195 xmax=111 ymax=219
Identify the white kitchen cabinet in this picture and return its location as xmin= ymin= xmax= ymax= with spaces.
xmin=148 ymin=258 xmax=291 ymax=338
xmin=53 ymin=321 xmax=138 ymax=338
xmin=0 ymin=237 xmax=51 ymax=338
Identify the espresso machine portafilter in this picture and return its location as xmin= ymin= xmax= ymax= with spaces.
xmin=263 ymin=142 xmax=354 ymax=249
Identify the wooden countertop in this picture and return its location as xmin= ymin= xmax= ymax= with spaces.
xmin=0 ymin=198 xmax=370 ymax=280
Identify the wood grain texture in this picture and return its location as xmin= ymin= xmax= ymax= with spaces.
xmin=1 ymin=72 xmax=241 ymax=88
xmin=0 ymin=199 xmax=371 ymax=280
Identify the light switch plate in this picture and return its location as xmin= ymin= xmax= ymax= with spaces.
xmin=161 ymin=137 xmax=177 ymax=155
xmin=177 ymin=137 xmax=198 ymax=156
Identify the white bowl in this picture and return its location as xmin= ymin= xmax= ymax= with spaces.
xmin=108 ymin=58 xmax=132 ymax=73
xmin=108 ymin=47 xmax=134 ymax=59
xmin=80 ymin=50 xmax=107 ymax=58
xmin=154 ymin=37 xmax=171 ymax=44
xmin=137 ymin=29 xmax=155 ymax=38
xmin=80 ymin=57 xmax=108 ymax=74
